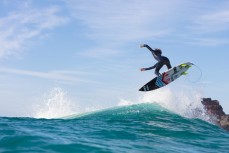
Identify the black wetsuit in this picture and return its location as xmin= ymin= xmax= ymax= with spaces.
xmin=144 ymin=45 xmax=172 ymax=76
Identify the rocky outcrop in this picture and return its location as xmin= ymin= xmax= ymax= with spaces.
xmin=201 ymin=98 xmax=229 ymax=131
xmin=220 ymin=115 xmax=229 ymax=130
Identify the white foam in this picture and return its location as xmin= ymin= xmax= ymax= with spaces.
xmin=117 ymin=84 xmax=207 ymax=120
xmin=118 ymin=99 xmax=135 ymax=106
xmin=33 ymin=88 xmax=78 ymax=119
xmin=139 ymin=86 xmax=206 ymax=119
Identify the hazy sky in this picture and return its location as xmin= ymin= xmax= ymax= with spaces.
xmin=0 ymin=0 xmax=229 ymax=117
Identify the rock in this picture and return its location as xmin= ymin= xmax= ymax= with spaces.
xmin=220 ymin=115 xmax=229 ymax=131
xmin=201 ymin=98 xmax=229 ymax=131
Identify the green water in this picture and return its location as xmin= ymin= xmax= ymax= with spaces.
xmin=1 ymin=103 xmax=229 ymax=153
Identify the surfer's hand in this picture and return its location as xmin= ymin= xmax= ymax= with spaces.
xmin=140 ymin=44 xmax=146 ymax=48
xmin=140 ymin=68 xmax=146 ymax=71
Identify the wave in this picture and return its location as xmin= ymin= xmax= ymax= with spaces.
xmin=1 ymin=103 xmax=229 ymax=153
xmin=63 ymin=102 xmax=215 ymax=130
xmin=62 ymin=103 xmax=167 ymax=119
xmin=32 ymin=86 xmax=205 ymax=120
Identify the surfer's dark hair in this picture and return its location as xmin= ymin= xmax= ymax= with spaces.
xmin=155 ymin=48 xmax=162 ymax=55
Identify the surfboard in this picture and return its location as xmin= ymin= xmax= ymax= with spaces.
xmin=139 ymin=62 xmax=193 ymax=91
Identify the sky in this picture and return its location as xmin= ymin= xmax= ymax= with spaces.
xmin=0 ymin=0 xmax=229 ymax=117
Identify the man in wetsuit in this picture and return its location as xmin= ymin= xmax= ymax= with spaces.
xmin=140 ymin=44 xmax=172 ymax=76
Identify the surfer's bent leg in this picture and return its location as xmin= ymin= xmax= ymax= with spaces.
xmin=165 ymin=59 xmax=172 ymax=69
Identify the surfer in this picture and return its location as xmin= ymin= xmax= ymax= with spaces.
xmin=140 ymin=44 xmax=172 ymax=76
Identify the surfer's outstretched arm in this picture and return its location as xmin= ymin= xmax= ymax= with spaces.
xmin=141 ymin=63 xmax=157 ymax=71
xmin=140 ymin=44 xmax=155 ymax=53
xmin=140 ymin=44 xmax=158 ymax=58
xmin=145 ymin=63 xmax=157 ymax=70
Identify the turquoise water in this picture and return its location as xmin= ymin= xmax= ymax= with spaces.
xmin=1 ymin=103 xmax=229 ymax=153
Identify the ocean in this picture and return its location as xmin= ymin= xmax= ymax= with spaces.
xmin=1 ymin=103 xmax=229 ymax=153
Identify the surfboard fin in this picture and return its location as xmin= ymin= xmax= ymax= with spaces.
xmin=181 ymin=72 xmax=188 ymax=75
xmin=181 ymin=64 xmax=192 ymax=68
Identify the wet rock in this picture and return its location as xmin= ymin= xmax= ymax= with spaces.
xmin=201 ymin=98 xmax=229 ymax=131
xmin=220 ymin=115 xmax=229 ymax=130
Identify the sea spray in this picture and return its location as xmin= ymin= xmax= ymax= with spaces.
xmin=142 ymin=87 xmax=212 ymax=122
xmin=118 ymin=86 xmax=207 ymax=120
xmin=32 ymin=85 xmax=206 ymax=121
xmin=33 ymin=88 xmax=77 ymax=119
